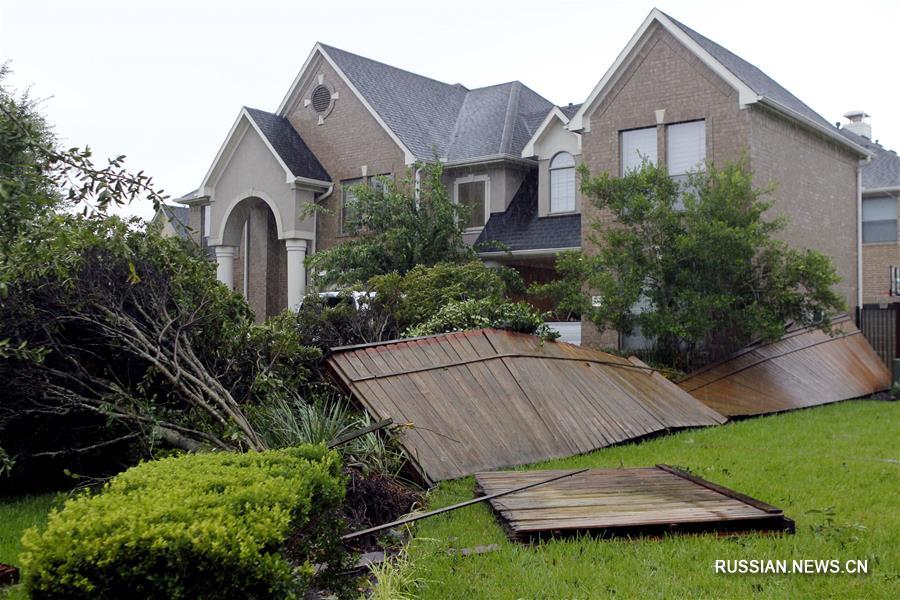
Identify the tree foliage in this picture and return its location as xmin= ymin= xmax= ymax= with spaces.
xmin=295 ymin=261 xmax=526 ymax=351
xmin=0 ymin=215 xmax=321 ymax=467
xmin=307 ymin=162 xmax=476 ymax=286
xmin=574 ymin=158 xmax=845 ymax=368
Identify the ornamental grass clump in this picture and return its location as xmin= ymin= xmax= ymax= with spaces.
xmin=20 ymin=446 xmax=348 ymax=599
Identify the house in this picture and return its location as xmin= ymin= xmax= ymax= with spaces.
xmin=838 ymin=112 xmax=900 ymax=304
xmin=178 ymin=8 xmax=871 ymax=345
xmin=150 ymin=204 xmax=191 ymax=240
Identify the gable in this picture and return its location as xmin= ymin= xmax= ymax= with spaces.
xmin=277 ymin=43 xmax=553 ymax=164
xmin=569 ymin=9 xmax=870 ymax=158
xmin=199 ymin=108 xmax=329 ymax=199
xmin=522 ymin=108 xmax=581 ymax=160
xmin=277 ymin=45 xmax=417 ymax=164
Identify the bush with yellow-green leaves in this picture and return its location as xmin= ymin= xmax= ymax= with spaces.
xmin=20 ymin=446 xmax=348 ymax=599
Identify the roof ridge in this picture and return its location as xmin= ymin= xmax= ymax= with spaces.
xmin=499 ymin=82 xmax=522 ymax=155
xmin=317 ymin=42 xmax=460 ymax=90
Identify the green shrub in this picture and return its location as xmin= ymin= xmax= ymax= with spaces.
xmin=20 ymin=446 xmax=348 ymax=599
xmin=406 ymin=298 xmax=560 ymax=341
xmin=368 ymin=261 xmax=523 ymax=330
xmin=256 ymin=394 xmax=405 ymax=476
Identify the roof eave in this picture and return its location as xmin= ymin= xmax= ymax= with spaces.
xmin=478 ymin=246 xmax=581 ymax=258
xmin=756 ymin=97 xmax=875 ymax=159
xmin=862 ymin=186 xmax=900 ymax=195
xmin=568 ymin=8 xmax=759 ymax=133
xmin=175 ymin=194 xmax=211 ymax=206
xmin=442 ymin=153 xmax=537 ymax=169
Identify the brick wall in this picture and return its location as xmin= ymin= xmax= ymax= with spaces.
xmin=578 ymin=24 xmax=750 ymax=349
xmin=863 ymin=243 xmax=900 ymax=303
xmin=576 ymin=23 xmax=860 ymax=348
xmin=748 ymin=105 xmax=860 ymax=311
xmin=286 ymin=55 xmax=408 ymax=252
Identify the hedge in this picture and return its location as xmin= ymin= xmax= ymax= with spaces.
xmin=20 ymin=445 xmax=347 ymax=599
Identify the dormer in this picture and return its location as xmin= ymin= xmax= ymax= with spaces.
xmin=522 ymin=105 xmax=583 ymax=217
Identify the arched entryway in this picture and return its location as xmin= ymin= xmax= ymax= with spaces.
xmin=213 ymin=195 xmax=309 ymax=322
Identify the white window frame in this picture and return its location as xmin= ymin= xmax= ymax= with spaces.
xmin=666 ymin=119 xmax=707 ymax=210
xmin=549 ymin=152 xmax=577 ymax=215
xmin=340 ymin=177 xmax=364 ymax=236
xmin=620 ymin=126 xmax=658 ymax=176
xmin=453 ymin=173 xmax=491 ymax=232
xmin=861 ymin=196 xmax=898 ymax=244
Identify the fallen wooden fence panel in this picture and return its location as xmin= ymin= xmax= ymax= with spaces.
xmin=326 ymin=328 xmax=726 ymax=484
xmin=475 ymin=466 xmax=794 ymax=542
xmin=678 ymin=315 xmax=891 ymax=417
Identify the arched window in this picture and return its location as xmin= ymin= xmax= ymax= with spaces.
xmin=550 ymin=152 xmax=576 ymax=213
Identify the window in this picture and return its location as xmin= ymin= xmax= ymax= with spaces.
xmin=340 ymin=175 xmax=391 ymax=235
xmin=340 ymin=177 xmax=363 ymax=235
xmin=455 ymin=177 xmax=488 ymax=230
xmin=862 ymin=196 xmax=898 ymax=243
xmin=621 ymin=127 xmax=658 ymax=175
xmin=667 ymin=120 xmax=706 ymax=208
xmin=550 ymin=152 xmax=576 ymax=213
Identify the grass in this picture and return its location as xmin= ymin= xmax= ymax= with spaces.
xmin=405 ymin=400 xmax=900 ymax=599
xmin=0 ymin=493 xmax=59 ymax=600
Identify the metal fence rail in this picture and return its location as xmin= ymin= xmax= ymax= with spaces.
xmin=859 ymin=304 xmax=899 ymax=368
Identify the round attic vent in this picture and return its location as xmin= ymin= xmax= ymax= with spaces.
xmin=311 ymin=84 xmax=332 ymax=113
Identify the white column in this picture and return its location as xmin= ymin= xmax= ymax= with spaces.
xmin=214 ymin=246 xmax=236 ymax=290
xmin=285 ymin=239 xmax=308 ymax=311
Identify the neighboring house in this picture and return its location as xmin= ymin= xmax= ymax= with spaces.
xmin=178 ymin=8 xmax=871 ymax=345
xmin=837 ymin=113 xmax=900 ymax=304
xmin=150 ymin=204 xmax=191 ymax=240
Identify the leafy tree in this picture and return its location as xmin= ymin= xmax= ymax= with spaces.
xmin=0 ymin=64 xmax=166 ymax=239
xmin=0 ymin=72 xmax=311 ymax=482
xmin=528 ymin=250 xmax=591 ymax=320
xmin=406 ymin=298 xmax=559 ymax=341
xmin=295 ymin=261 xmax=525 ymax=351
xmin=574 ymin=158 xmax=845 ymax=368
xmin=307 ymin=162 xmax=476 ymax=286
xmin=0 ymin=63 xmax=62 ymax=255
xmin=0 ymin=215 xmax=306 ymax=463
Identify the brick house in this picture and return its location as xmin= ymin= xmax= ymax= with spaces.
xmin=178 ymin=8 xmax=871 ymax=346
xmin=837 ymin=113 xmax=900 ymax=304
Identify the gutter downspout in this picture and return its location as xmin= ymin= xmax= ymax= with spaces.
xmin=856 ymin=165 xmax=864 ymax=317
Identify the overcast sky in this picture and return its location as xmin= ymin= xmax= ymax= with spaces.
xmin=2 ymin=0 xmax=898 ymax=221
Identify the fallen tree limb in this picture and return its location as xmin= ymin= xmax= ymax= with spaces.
xmin=342 ymin=468 xmax=589 ymax=541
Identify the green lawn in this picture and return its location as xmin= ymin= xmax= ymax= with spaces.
xmin=406 ymin=400 xmax=900 ymax=599
xmin=0 ymin=493 xmax=59 ymax=600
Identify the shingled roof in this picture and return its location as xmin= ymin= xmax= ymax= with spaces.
xmin=244 ymin=107 xmax=330 ymax=182
xmin=319 ymin=44 xmax=553 ymax=162
xmin=476 ymin=172 xmax=581 ymax=252
xmin=838 ymin=128 xmax=900 ymax=191
xmin=664 ymin=13 xmax=833 ymax=129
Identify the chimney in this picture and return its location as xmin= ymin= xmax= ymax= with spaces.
xmin=843 ymin=110 xmax=872 ymax=139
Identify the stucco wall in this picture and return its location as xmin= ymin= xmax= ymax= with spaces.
xmin=286 ymin=55 xmax=407 ymax=251
xmin=208 ymin=123 xmax=315 ymax=247
xmin=444 ymin=162 xmax=529 ymax=244
xmin=531 ymin=116 xmax=583 ymax=218
xmin=577 ymin=23 xmax=750 ymax=349
xmin=748 ymin=104 xmax=860 ymax=311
